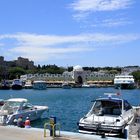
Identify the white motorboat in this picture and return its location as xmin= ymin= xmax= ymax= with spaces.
xmin=33 ymin=81 xmax=47 ymax=90
xmin=24 ymin=80 xmax=33 ymax=89
xmin=78 ymin=93 xmax=134 ymax=137
xmin=82 ymin=83 xmax=90 ymax=88
xmin=0 ymin=98 xmax=48 ymax=125
xmin=114 ymin=75 xmax=135 ymax=89
xmin=62 ymin=82 xmax=72 ymax=89
xmin=11 ymin=79 xmax=23 ymax=90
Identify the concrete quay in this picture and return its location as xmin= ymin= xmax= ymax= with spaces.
xmin=0 ymin=126 xmax=124 ymax=140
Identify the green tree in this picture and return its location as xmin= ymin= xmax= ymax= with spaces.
xmin=131 ymin=71 xmax=140 ymax=83
xmin=67 ymin=66 xmax=73 ymax=72
xmin=26 ymin=69 xmax=38 ymax=74
xmin=107 ymin=70 xmax=119 ymax=74
xmin=8 ymin=67 xmax=26 ymax=79
xmin=37 ymin=64 xmax=41 ymax=70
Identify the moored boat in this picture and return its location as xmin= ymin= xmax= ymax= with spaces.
xmin=82 ymin=82 xmax=95 ymax=88
xmin=1 ymin=80 xmax=10 ymax=90
xmin=114 ymin=75 xmax=135 ymax=89
xmin=82 ymin=83 xmax=90 ymax=88
xmin=33 ymin=80 xmax=47 ymax=90
xmin=62 ymin=82 xmax=72 ymax=89
xmin=11 ymin=79 xmax=23 ymax=90
xmin=78 ymin=93 xmax=135 ymax=137
xmin=0 ymin=98 xmax=48 ymax=125
xmin=24 ymin=80 xmax=33 ymax=89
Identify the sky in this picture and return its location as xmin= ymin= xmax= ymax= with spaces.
xmin=0 ymin=0 xmax=140 ymax=67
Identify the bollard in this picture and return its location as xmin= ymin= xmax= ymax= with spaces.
xmin=49 ymin=116 xmax=56 ymax=136
xmin=44 ymin=122 xmax=61 ymax=138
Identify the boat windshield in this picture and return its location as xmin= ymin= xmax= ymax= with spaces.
xmin=1 ymin=101 xmax=22 ymax=113
xmin=92 ymin=99 xmax=122 ymax=116
xmin=22 ymin=102 xmax=34 ymax=110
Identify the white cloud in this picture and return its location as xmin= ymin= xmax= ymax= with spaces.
xmin=1 ymin=32 xmax=138 ymax=45
xmin=9 ymin=45 xmax=94 ymax=62
xmin=0 ymin=32 xmax=139 ymax=63
xmin=101 ymin=18 xmax=132 ymax=27
xmin=90 ymin=18 xmax=133 ymax=27
xmin=70 ymin=0 xmax=133 ymax=26
xmin=71 ymin=0 xmax=133 ymax=12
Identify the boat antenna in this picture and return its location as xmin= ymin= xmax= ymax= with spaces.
xmin=104 ymin=92 xmax=121 ymax=99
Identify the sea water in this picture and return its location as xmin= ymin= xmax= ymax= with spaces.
xmin=0 ymin=87 xmax=140 ymax=132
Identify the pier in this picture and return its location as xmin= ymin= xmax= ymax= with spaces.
xmin=0 ymin=126 xmax=124 ymax=140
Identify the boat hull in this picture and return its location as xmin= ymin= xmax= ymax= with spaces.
xmin=78 ymin=123 xmax=125 ymax=136
xmin=33 ymin=82 xmax=47 ymax=90
xmin=1 ymin=81 xmax=10 ymax=90
xmin=0 ymin=107 xmax=48 ymax=125
xmin=24 ymin=85 xmax=33 ymax=89
xmin=62 ymin=85 xmax=72 ymax=89
xmin=114 ymin=83 xmax=135 ymax=89
xmin=12 ymin=85 xmax=22 ymax=90
xmin=1 ymin=86 xmax=10 ymax=90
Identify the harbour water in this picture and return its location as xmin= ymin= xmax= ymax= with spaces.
xmin=0 ymin=87 xmax=140 ymax=132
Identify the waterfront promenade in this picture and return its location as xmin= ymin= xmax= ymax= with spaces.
xmin=0 ymin=126 xmax=123 ymax=140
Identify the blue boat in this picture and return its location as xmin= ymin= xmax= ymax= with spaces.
xmin=33 ymin=81 xmax=47 ymax=90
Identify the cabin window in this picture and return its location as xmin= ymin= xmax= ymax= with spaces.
xmin=93 ymin=100 xmax=122 ymax=115
xmin=94 ymin=101 xmax=102 ymax=110
xmin=22 ymin=103 xmax=33 ymax=110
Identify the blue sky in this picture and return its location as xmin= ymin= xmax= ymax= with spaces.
xmin=0 ymin=0 xmax=140 ymax=67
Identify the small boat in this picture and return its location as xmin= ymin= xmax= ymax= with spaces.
xmin=0 ymin=98 xmax=48 ymax=125
xmin=11 ymin=79 xmax=23 ymax=90
xmin=78 ymin=93 xmax=135 ymax=137
xmin=114 ymin=75 xmax=135 ymax=89
xmin=82 ymin=83 xmax=90 ymax=88
xmin=82 ymin=83 xmax=96 ymax=88
xmin=33 ymin=81 xmax=47 ymax=90
xmin=24 ymin=80 xmax=33 ymax=89
xmin=62 ymin=82 xmax=72 ymax=89
xmin=1 ymin=80 xmax=10 ymax=90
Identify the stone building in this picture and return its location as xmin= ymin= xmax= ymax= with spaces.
xmin=0 ymin=56 xmax=35 ymax=79
xmin=72 ymin=65 xmax=89 ymax=84
xmin=15 ymin=57 xmax=35 ymax=69
xmin=0 ymin=56 xmax=35 ymax=70
xmin=20 ymin=65 xmax=115 ymax=84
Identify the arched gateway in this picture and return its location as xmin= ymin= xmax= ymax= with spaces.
xmin=72 ymin=65 xmax=86 ymax=84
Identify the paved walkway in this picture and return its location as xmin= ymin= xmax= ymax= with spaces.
xmin=0 ymin=126 xmax=124 ymax=140
xmin=0 ymin=126 xmax=65 ymax=140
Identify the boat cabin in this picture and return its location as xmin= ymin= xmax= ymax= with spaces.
xmin=91 ymin=98 xmax=132 ymax=116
